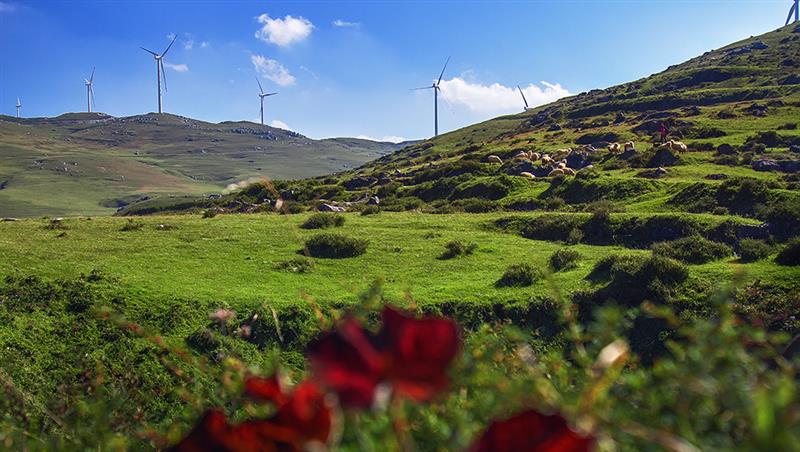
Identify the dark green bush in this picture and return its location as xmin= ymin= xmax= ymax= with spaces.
xmin=239 ymin=305 xmax=321 ymax=350
xmin=120 ymin=219 xmax=144 ymax=231
xmin=274 ymin=256 xmax=315 ymax=273
xmin=450 ymin=176 xmax=515 ymax=201
xmin=300 ymin=213 xmax=345 ymax=229
xmin=202 ymin=209 xmax=218 ymax=219
xmin=438 ymin=241 xmax=477 ymax=260
xmin=304 ymin=233 xmax=368 ymax=259
xmin=360 ymin=205 xmax=380 ymax=216
xmin=549 ymin=249 xmax=582 ymax=271
xmin=280 ymin=201 xmax=306 ymax=214
xmin=495 ymin=263 xmax=537 ymax=288
xmin=456 ymin=198 xmax=499 ymax=213
xmin=185 ymin=328 xmax=221 ymax=356
xmin=519 ymin=215 xmax=585 ymax=242
xmin=763 ymin=199 xmax=800 ymax=240
xmin=738 ymin=239 xmax=772 ymax=263
xmin=651 ymin=236 xmax=733 ymax=264
xmin=775 ymin=239 xmax=800 ymax=266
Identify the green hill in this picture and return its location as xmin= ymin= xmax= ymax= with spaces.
xmin=0 ymin=112 xmax=414 ymax=217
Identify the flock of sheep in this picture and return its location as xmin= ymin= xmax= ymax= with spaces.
xmin=484 ymin=138 xmax=689 ymax=179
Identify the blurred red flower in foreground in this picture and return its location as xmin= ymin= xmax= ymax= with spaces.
xmin=470 ymin=409 xmax=594 ymax=452
xmin=170 ymin=376 xmax=333 ymax=452
xmin=307 ymin=306 xmax=461 ymax=408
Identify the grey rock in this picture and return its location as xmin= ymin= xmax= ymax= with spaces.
xmin=752 ymin=159 xmax=781 ymax=172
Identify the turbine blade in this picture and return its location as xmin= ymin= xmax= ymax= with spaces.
xmin=90 ymin=67 xmax=95 ymax=83
xmin=141 ymin=47 xmax=158 ymax=56
xmin=255 ymin=77 xmax=264 ymax=94
xmin=411 ymin=86 xmax=434 ymax=91
xmin=162 ymin=34 xmax=177 ymax=57
xmin=161 ymin=61 xmax=168 ymax=92
xmin=518 ymin=85 xmax=529 ymax=108
xmin=436 ymin=56 xmax=450 ymax=85
xmin=266 ymin=92 xmax=278 ymax=96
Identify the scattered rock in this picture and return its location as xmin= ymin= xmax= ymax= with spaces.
xmin=705 ymin=173 xmax=729 ymax=180
xmin=318 ymin=203 xmax=346 ymax=212
xmin=790 ymin=145 xmax=800 ymax=154
xmin=779 ymin=161 xmax=800 ymax=173
xmin=547 ymin=123 xmax=563 ymax=132
xmin=486 ymin=155 xmax=503 ymax=164
xmin=565 ymin=150 xmax=590 ymax=169
xmin=743 ymin=103 xmax=769 ymax=117
xmin=752 ymin=159 xmax=781 ymax=172
xmin=780 ymin=74 xmax=800 ymax=86
xmin=367 ymin=196 xmax=380 ymax=205
xmin=724 ymin=41 xmax=768 ymax=56
xmin=637 ymin=167 xmax=668 ymax=179
xmin=682 ymin=106 xmax=701 ymax=116
xmin=0 ymin=180 xmax=7 ymax=190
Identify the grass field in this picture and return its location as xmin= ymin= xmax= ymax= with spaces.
xmin=1 ymin=212 xmax=796 ymax=307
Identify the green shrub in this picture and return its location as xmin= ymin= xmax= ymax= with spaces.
xmin=239 ymin=305 xmax=321 ymax=350
xmin=300 ymin=213 xmax=345 ymax=229
xmin=495 ymin=263 xmax=537 ymax=288
xmin=202 ymin=209 xmax=218 ymax=218
xmin=438 ymin=241 xmax=477 ymax=260
xmin=360 ymin=205 xmax=380 ymax=216
xmin=651 ymin=236 xmax=733 ymax=264
xmin=44 ymin=219 xmax=67 ymax=230
xmin=304 ymin=233 xmax=368 ymax=259
xmin=738 ymin=239 xmax=772 ymax=263
xmin=456 ymin=198 xmax=498 ymax=213
xmin=274 ymin=256 xmax=315 ymax=273
xmin=280 ymin=201 xmax=306 ymax=214
xmin=120 ymin=219 xmax=144 ymax=231
xmin=549 ymin=249 xmax=582 ymax=271
xmin=763 ymin=199 xmax=800 ymax=240
xmin=775 ymin=239 xmax=800 ymax=266
xmin=185 ymin=328 xmax=221 ymax=356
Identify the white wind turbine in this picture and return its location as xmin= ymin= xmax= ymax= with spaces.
xmin=84 ymin=67 xmax=96 ymax=113
xmin=412 ymin=57 xmax=450 ymax=137
xmin=255 ymin=77 xmax=278 ymax=126
xmin=140 ymin=35 xmax=177 ymax=114
xmin=517 ymin=85 xmax=531 ymax=111
xmin=15 ymin=98 xmax=21 ymax=118
xmin=788 ymin=0 xmax=799 ymax=25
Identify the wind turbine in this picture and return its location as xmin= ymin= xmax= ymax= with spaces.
xmin=140 ymin=35 xmax=177 ymax=114
xmin=788 ymin=0 xmax=799 ymax=25
xmin=412 ymin=56 xmax=450 ymax=137
xmin=84 ymin=67 xmax=96 ymax=113
xmin=517 ymin=85 xmax=530 ymax=111
xmin=255 ymin=77 xmax=278 ymax=126
xmin=15 ymin=98 xmax=21 ymax=118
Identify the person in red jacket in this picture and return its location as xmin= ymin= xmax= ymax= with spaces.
xmin=659 ymin=122 xmax=668 ymax=144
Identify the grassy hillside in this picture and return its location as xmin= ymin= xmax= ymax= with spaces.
xmin=0 ymin=112 xmax=412 ymax=217
xmin=1 ymin=25 xmax=800 ymax=450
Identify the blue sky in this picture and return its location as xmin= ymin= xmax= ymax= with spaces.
xmin=0 ymin=1 xmax=793 ymax=141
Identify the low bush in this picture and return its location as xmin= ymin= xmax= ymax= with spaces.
xmin=185 ymin=328 xmax=222 ymax=356
xmin=438 ymin=240 xmax=478 ymax=260
xmin=360 ymin=205 xmax=380 ymax=216
xmin=549 ymin=249 xmax=582 ymax=271
xmin=304 ymin=234 xmax=368 ymax=259
xmin=274 ymin=256 xmax=315 ymax=273
xmin=300 ymin=213 xmax=345 ymax=229
xmin=775 ymin=238 xmax=800 ymax=266
xmin=495 ymin=263 xmax=537 ymax=288
xmin=202 ymin=209 xmax=218 ymax=218
xmin=738 ymin=239 xmax=772 ymax=263
xmin=651 ymin=236 xmax=733 ymax=264
xmin=120 ymin=219 xmax=144 ymax=231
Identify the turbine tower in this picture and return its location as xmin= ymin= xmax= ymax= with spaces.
xmin=15 ymin=98 xmax=21 ymax=118
xmin=412 ymin=57 xmax=450 ymax=137
xmin=85 ymin=67 xmax=96 ymax=113
xmin=788 ymin=0 xmax=799 ymax=25
xmin=255 ymin=77 xmax=278 ymax=126
xmin=517 ymin=85 xmax=530 ymax=111
xmin=140 ymin=35 xmax=177 ymax=114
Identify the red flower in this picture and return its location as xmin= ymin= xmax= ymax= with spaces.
xmin=170 ymin=377 xmax=334 ymax=452
xmin=307 ymin=306 xmax=460 ymax=408
xmin=470 ymin=410 xmax=594 ymax=452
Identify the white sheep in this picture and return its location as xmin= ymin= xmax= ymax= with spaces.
xmin=520 ymin=172 xmax=536 ymax=180
xmin=624 ymin=141 xmax=636 ymax=152
xmin=548 ymin=168 xmax=565 ymax=177
xmin=608 ymin=143 xmax=622 ymax=153
xmin=487 ymin=155 xmax=503 ymax=164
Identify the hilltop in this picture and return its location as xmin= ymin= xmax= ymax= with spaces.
xmin=0 ymin=112 xmax=414 ymax=217
xmin=131 ymin=24 xmax=800 ymax=220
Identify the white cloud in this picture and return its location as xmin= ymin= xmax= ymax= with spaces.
xmin=200 ymin=41 xmax=209 ymax=48
xmin=436 ymin=78 xmax=570 ymax=114
xmin=255 ymin=14 xmax=313 ymax=47
xmin=164 ymin=63 xmax=189 ymax=72
xmin=166 ymin=33 xmax=176 ymax=41
xmin=333 ymin=19 xmax=360 ymax=28
xmin=0 ymin=2 xmax=16 ymax=13
xmin=183 ymin=39 xmax=194 ymax=50
xmin=270 ymin=120 xmax=291 ymax=130
xmin=356 ymin=135 xmax=408 ymax=143
xmin=251 ymin=55 xmax=296 ymax=86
